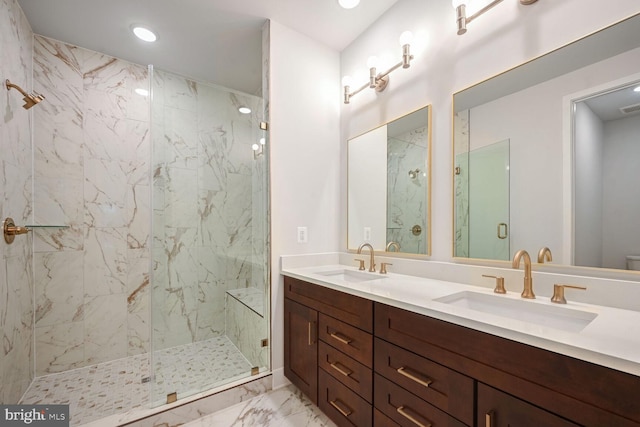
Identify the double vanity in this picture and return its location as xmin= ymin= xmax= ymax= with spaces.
xmin=282 ymin=255 xmax=640 ymax=427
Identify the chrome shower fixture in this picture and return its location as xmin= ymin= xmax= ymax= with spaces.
xmin=408 ymin=168 xmax=421 ymax=179
xmin=5 ymin=79 xmax=45 ymax=109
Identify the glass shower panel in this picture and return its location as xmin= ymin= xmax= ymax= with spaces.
xmin=468 ymin=139 xmax=510 ymax=260
xmin=150 ymin=66 xmax=269 ymax=406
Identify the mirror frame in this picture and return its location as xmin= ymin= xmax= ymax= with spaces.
xmin=347 ymin=105 xmax=432 ymax=258
xmin=451 ymin=13 xmax=640 ymax=281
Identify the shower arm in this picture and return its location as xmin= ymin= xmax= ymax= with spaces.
xmin=5 ymin=79 xmax=30 ymax=98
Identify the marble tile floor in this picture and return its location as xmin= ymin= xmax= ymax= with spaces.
xmin=20 ymin=336 xmax=254 ymax=426
xmin=182 ymin=385 xmax=337 ymax=427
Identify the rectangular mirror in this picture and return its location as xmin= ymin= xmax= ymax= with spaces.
xmin=453 ymin=13 xmax=640 ymax=273
xmin=348 ymin=106 xmax=431 ymax=255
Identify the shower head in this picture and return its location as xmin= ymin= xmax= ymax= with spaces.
xmin=5 ymin=79 xmax=45 ymax=110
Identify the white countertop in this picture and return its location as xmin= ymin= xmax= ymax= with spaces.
xmin=282 ymin=263 xmax=640 ymax=377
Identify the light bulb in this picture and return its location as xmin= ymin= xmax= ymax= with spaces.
xmin=132 ymin=26 xmax=157 ymax=42
xmin=338 ymin=0 xmax=360 ymax=9
xmin=252 ymin=144 xmax=260 ymax=151
xmin=399 ymin=31 xmax=413 ymax=46
xmin=452 ymin=0 xmax=467 ymax=8
xmin=366 ymin=56 xmax=379 ymax=69
xmin=342 ymin=75 xmax=353 ymax=87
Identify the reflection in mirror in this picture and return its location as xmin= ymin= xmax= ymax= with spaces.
xmin=348 ymin=106 xmax=431 ymax=255
xmin=453 ymin=13 xmax=640 ymax=273
xmin=574 ymin=81 xmax=640 ymax=270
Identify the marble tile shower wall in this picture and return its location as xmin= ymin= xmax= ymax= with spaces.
xmin=32 ymin=35 xmax=151 ymax=375
xmin=152 ymin=69 xmax=263 ymax=351
xmin=0 ymin=0 xmax=34 ymax=403
xmin=453 ymin=110 xmax=470 ymax=257
xmin=387 ymin=127 xmax=428 ymax=254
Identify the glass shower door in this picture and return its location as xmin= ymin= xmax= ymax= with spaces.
xmin=149 ymin=66 xmax=269 ymax=406
xmin=468 ymin=139 xmax=510 ymax=260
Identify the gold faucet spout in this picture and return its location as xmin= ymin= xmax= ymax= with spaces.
xmin=357 ymin=243 xmax=376 ymax=272
xmin=512 ymin=249 xmax=535 ymax=299
xmin=537 ymin=247 xmax=552 ymax=263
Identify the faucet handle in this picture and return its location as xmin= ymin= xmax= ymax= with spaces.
xmin=551 ymin=284 xmax=586 ymax=304
xmin=354 ymin=258 xmax=366 ymax=271
xmin=482 ymin=274 xmax=506 ymax=294
xmin=380 ymin=262 xmax=392 ymax=274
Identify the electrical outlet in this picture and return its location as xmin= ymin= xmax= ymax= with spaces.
xmin=297 ymin=226 xmax=308 ymax=243
xmin=364 ymin=227 xmax=371 ymax=241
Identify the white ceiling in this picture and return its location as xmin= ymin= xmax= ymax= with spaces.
xmin=584 ymin=84 xmax=640 ymax=122
xmin=17 ymin=0 xmax=398 ymax=95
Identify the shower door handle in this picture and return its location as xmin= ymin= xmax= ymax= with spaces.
xmin=497 ymin=223 xmax=508 ymax=240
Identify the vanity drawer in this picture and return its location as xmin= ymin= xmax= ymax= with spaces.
xmin=374 ymin=374 xmax=467 ymax=427
xmin=319 ymin=313 xmax=373 ymax=368
xmin=374 ymin=409 xmax=401 ymax=427
xmin=319 ymin=341 xmax=372 ymax=403
xmin=284 ymin=276 xmax=373 ymax=332
xmin=319 ymin=369 xmax=372 ymax=427
xmin=374 ymin=338 xmax=474 ymax=425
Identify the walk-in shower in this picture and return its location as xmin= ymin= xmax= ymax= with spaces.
xmin=0 ymin=9 xmax=270 ymax=423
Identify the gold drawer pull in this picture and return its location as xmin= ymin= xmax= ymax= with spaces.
xmin=485 ymin=410 xmax=494 ymax=427
xmin=329 ymin=331 xmax=352 ymax=345
xmin=329 ymin=399 xmax=353 ymax=417
xmin=397 ymin=405 xmax=431 ymax=427
xmin=330 ymin=361 xmax=352 ymax=377
xmin=397 ymin=366 xmax=432 ymax=388
xmin=308 ymin=322 xmax=315 ymax=346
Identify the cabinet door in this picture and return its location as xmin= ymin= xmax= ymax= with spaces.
xmin=284 ymin=298 xmax=318 ymax=404
xmin=478 ymin=383 xmax=579 ymax=427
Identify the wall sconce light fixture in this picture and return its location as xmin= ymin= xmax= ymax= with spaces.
xmin=252 ymin=121 xmax=268 ymax=159
xmin=453 ymin=0 xmax=538 ymax=35
xmin=343 ymin=31 xmax=414 ymax=104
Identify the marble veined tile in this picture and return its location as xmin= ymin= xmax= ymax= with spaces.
xmin=83 ymin=227 xmax=127 ymax=296
xmin=34 ymin=36 xmax=83 ymax=111
xmin=34 ymin=103 xmax=84 ymax=180
xmin=127 ymin=185 xmax=150 ymax=249
xmin=35 ymin=322 xmax=84 ymax=375
xmin=82 ymin=49 xmax=129 ymax=96
xmin=182 ymin=385 xmax=336 ymax=427
xmin=84 ymin=157 xmax=129 ymax=227
xmin=84 ymin=294 xmax=127 ymax=364
xmin=34 ymin=177 xmax=84 ymax=226
xmin=35 ymin=251 xmax=84 ymax=327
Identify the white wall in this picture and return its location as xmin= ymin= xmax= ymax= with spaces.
xmin=269 ymin=21 xmax=341 ymax=383
xmin=602 ymin=115 xmax=640 ymax=269
xmin=340 ymin=0 xmax=640 ymax=262
xmin=574 ymin=102 xmax=604 ymax=268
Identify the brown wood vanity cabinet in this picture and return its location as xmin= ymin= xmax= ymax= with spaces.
xmin=285 ymin=276 xmax=640 ymax=427
xmin=376 ymin=303 xmax=640 ymax=427
xmin=284 ymin=276 xmax=373 ymax=427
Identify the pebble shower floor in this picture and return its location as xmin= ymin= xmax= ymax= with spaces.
xmin=20 ymin=336 xmax=253 ymax=426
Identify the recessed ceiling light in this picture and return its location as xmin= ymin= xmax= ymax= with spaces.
xmin=338 ymin=0 xmax=360 ymax=9
xmin=135 ymin=88 xmax=149 ymax=97
xmin=238 ymin=107 xmax=251 ymax=114
xmin=132 ymin=26 xmax=157 ymax=42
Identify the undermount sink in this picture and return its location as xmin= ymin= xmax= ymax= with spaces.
xmin=434 ymin=291 xmax=597 ymax=333
xmin=315 ymin=269 xmax=385 ymax=283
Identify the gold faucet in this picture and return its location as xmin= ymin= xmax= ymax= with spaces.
xmin=512 ymin=249 xmax=535 ymax=299
xmin=357 ymin=243 xmax=376 ymax=272
xmin=385 ymin=241 xmax=400 ymax=252
xmin=537 ymin=247 xmax=552 ymax=263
